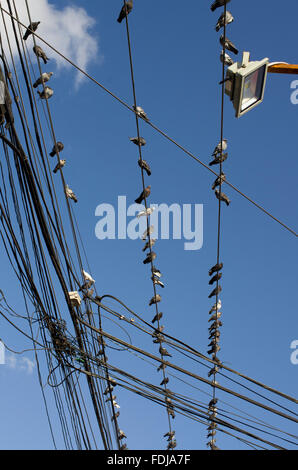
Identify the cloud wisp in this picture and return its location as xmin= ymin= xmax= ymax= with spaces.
xmin=0 ymin=0 xmax=100 ymax=86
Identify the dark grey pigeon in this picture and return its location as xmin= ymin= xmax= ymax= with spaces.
xmin=211 ymin=0 xmax=230 ymax=12
xmin=138 ymin=159 xmax=151 ymax=176
xmin=130 ymin=136 xmax=146 ymax=146
xmin=209 ymin=272 xmax=222 ymax=285
xmin=209 ymin=263 xmax=223 ymax=277
xmin=117 ymin=1 xmax=133 ymax=23
xmin=152 ymin=312 xmax=163 ymax=324
xmin=212 ymin=173 xmax=226 ymax=190
xmin=209 ymin=153 xmax=228 ymax=166
xmin=143 ymin=251 xmax=156 ymax=265
xmin=215 ymin=189 xmax=230 ymax=206
xmin=23 ymin=21 xmax=40 ymax=41
xmin=220 ymin=35 xmax=238 ymax=55
xmin=135 ymin=185 xmax=151 ymax=204
xmin=208 ymin=285 xmax=222 ymax=299
xmin=50 ymin=141 xmax=64 ymax=157
xmin=33 ymin=45 xmax=50 ymax=64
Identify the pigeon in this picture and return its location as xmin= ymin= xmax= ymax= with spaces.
xmin=65 ymin=185 xmax=78 ymax=203
xmin=152 ymin=312 xmax=163 ymax=324
xmin=167 ymin=440 xmax=177 ymax=450
xmin=157 ymin=363 xmax=166 ymax=372
xmin=168 ymin=409 xmax=175 ymax=419
xmin=133 ymin=105 xmax=149 ymax=122
xmin=208 ymin=285 xmax=222 ymax=299
xmin=149 ymin=294 xmax=161 ymax=306
xmin=209 ymin=299 xmax=222 ymax=314
xmin=23 ymin=21 xmax=40 ymax=41
xmin=113 ymin=401 xmax=120 ymax=409
xmin=119 ymin=430 xmax=127 ymax=440
xmin=208 ymin=345 xmax=220 ymax=355
xmin=138 ymin=159 xmax=151 ymax=176
xmin=207 ymin=431 xmax=217 ymax=439
xmin=215 ymin=189 xmax=230 ymax=206
xmin=209 ymin=320 xmax=223 ymax=332
xmin=209 ymin=153 xmax=228 ymax=166
xmin=130 ymin=136 xmax=146 ymax=147
xmin=135 ymin=185 xmax=151 ymax=204
xmin=152 ymin=277 xmax=165 ymax=288
xmin=208 ymin=330 xmax=221 ymax=339
xmin=209 ymin=398 xmax=218 ymax=407
xmin=208 ymin=338 xmax=219 ymax=347
xmin=208 ymin=367 xmax=219 ymax=378
xmin=153 ymin=335 xmax=164 ymax=344
xmin=152 ymin=267 xmax=162 ymax=278
xmin=159 ymin=346 xmax=172 ymax=357
xmin=33 ymin=45 xmax=50 ymax=64
xmin=117 ymin=1 xmax=133 ymax=23
xmin=212 ymin=139 xmax=228 ymax=156
xmin=50 ymin=141 xmax=64 ymax=157
xmin=208 ymin=312 xmax=222 ymax=322
xmin=53 ymin=159 xmax=66 ymax=174
xmin=212 ymin=173 xmax=226 ymax=190
xmin=215 ymin=11 xmax=234 ymax=32
xmin=220 ymin=35 xmax=238 ymax=55
xmin=209 ymin=263 xmax=223 ymax=277
xmin=160 ymin=377 xmax=169 ymax=386
xmin=209 ymin=272 xmax=222 ymax=285
xmin=37 ymin=87 xmax=53 ymax=100
xmin=143 ymin=239 xmax=156 ymax=252
xmin=142 ymin=225 xmax=154 ymax=240
xmin=143 ymin=251 xmax=157 ymax=265
xmin=105 ymin=395 xmax=117 ymax=403
xmin=137 ymin=207 xmax=155 ymax=218
xmin=220 ymin=50 xmax=234 ymax=66
xmin=33 ymin=72 xmax=53 ymax=88
xmin=164 ymin=431 xmax=175 ymax=439
xmin=111 ymin=411 xmax=120 ymax=422
xmin=83 ymin=270 xmax=95 ymax=285
xmin=211 ymin=0 xmax=230 ymax=12
xmin=120 ymin=444 xmax=127 ymax=450
xmin=104 ymin=385 xmax=114 ymax=395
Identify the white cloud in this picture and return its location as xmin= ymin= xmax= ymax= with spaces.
xmin=6 ymin=353 xmax=35 ymax=375
xmin=0 ymin=0 xmax=100 ymax=86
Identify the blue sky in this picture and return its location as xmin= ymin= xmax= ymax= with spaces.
xmin=0 ymin=0 xmax=297 ymax=450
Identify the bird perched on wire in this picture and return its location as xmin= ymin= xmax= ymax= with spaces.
xmin=208 ymin=344 xmax=221 ymax=355
xmin=143 ymin=251 xmax=156 ymax=265
xmin=212 ymin=139 xmax=228 ymax=156
xmin=142 ymin=225 xmax=154 ymax=240
xmin=209 ymin=299 xmax=222 ymax=314
xmin=105 ymin=395 xmax=117 ymax=403
xmin=220 ymin=50 xmax=234 ymax=66
xmin=220 ymin=35 xmax=238 ymax=55
xmin=53 ymin=159 xmax=66 ymax=174
xmin=33 ymin=72 xmax=53 ymax=88
xmin=209 ymin=272 xmax=222 ymax=285
xmin=164 ymin=430 xmax=175 ymax=440
xmin=215 ymin=11 xmax=234 ymax=32
xmin=137 ymin=207 xmax=155 ymax=218
xmin=159 ymin=346 xmax=172 ymax=357
xmin=152 ymin=266 xmax=162 ymax=278
xmin=135 ymin=186 xmax=151 ymax=204
xmin=65 ymin=185 xmax=78 ymax=203
xmin=212 ymin=173 xmax=226 ymax=190
xmin=209 ymin=312 xmax=222 ymax=322
xmin=23 ymin=21 xmax=40 ymax=41
xmin=37 ymin=86 xmax=54 ymax=100
xmin=210 ymin=0 xmax=230 ymax=12
xmin=160 ymin=377 xmax=169 ymax=386
xmin=209 ymin=153 xmax=228 ymax=166
xmin=119 ymin=430 xmax=127 ymax=440
xmin=152 ymin=277 xmax=165 ymax=288
xmin=83 ymin=270 xmax=95 ymax=285
xmin=152 ymin=312 xmax=163 ymax=324
xmin=138 ymin=159 xmax=151 ymax=176
xmin=208 ymin=367 xmax=219 ymax=378
xmin=209 ymin=263 xmax=223 ymax=277
xmin=167 ymin=440 xmax=177 ymax=450
xmin=33 ymin=45 xmax=50 ymax=64
xmin=149 ymin=294 xmax=161 ymax=306
xmin=215 ymin=189 xmax=230 ymax=206
xmin=133 ymin=105 xmax=149 ymax=122
xmin=157 ymin=363 xmax=166 ymax=372
xmin=143 ymin=239 xmax=156 ymax=252
xmin=117 ymin=0 xmax=133 ymax=23
xmin=111 ymin=411 xmax=120 ymax=421
xmin=209 ymin=320 xmax=223 ymax=332
xmin=130 ymin=136 xmax=146 ymax=147
xmin=209 ymin=330 xmax=221 ymax=340
xmin=208 ymin=285 xmax=222 ymax=299
xmin=50 ymin=141 xmax=64 ymax=157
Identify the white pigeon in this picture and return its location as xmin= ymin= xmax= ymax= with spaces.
xmin=215 ymin=11 xmax=234 ymax=32
xmin=212 ymin=139 xmax=227 ymax=156
xmin=33 ymin=72 xmax=53 ymax=88
xmin=37 ymin=86 xmax=53 ymax=100
xmin=133 ymin=105 xmax=149 ymax=122
xmin=137 ymin=207 xmax=155 ymax=218
xmin=65 ymin=185 xmax=78 ymax=203
xmin=82 ymin=270 xmax=95 ymax=284
xmin=142 ymin=225 xmax=154 ymax=240
xmin=209 ymin=299 xmax=222 ymax=314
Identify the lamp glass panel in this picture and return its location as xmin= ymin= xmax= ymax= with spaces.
xmin=240 ymin=65 xmax=266 ymax=112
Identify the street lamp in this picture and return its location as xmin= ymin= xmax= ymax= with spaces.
xmin=225 ymin=52 xmax=269 ymax=118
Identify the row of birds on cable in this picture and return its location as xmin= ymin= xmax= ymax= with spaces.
xmin=23 ymin=22 xmax=54 ymax=99
xmin=207 ymin=0 xmax=236 ymax=451
xmin=104 ymin=378 xmax=127 ymax=449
